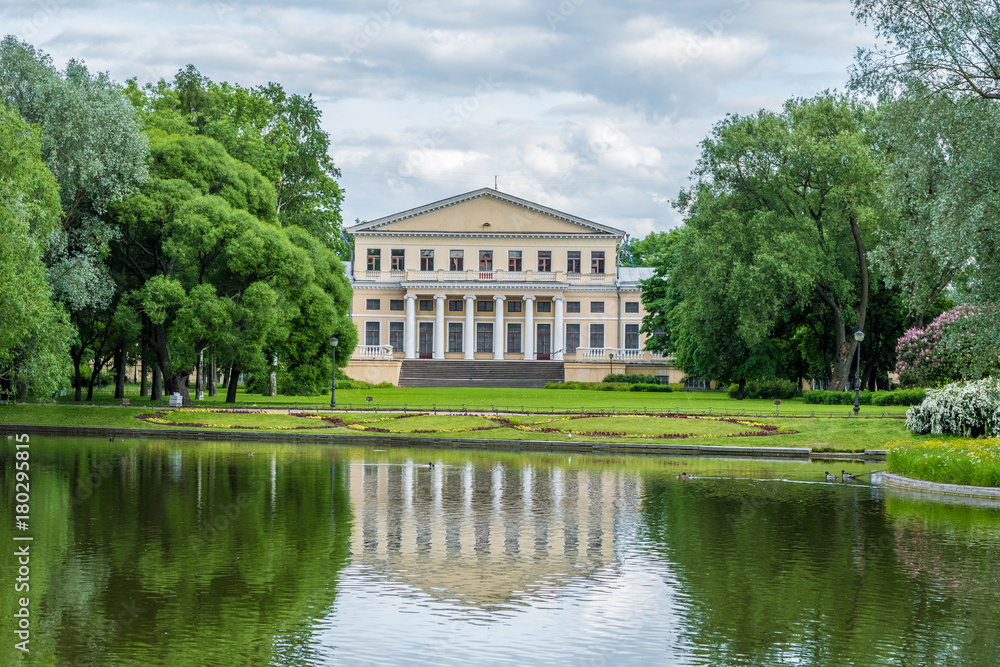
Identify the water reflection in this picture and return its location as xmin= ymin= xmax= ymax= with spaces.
xmin=2 ymin=440 xmax=999 ymax=666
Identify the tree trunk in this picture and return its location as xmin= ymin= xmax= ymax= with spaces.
xmin=152 ymin=364 xmax=162 ymax=401
xmin=196 ymin=348 xmax=205 ymax=401
xmin=736 ymin=377 xmax=746 ymax=400
xmin=114 ymin=341 xmax=126 ymax=399
xmin=73 ymin=354 xmax=84 ymax=402
xmin=269 ymin=353 xmax=277 ymax=397
xmin=86 ymin=363 xmax=100 ymax=401
xmin=209 ymin=350 xmax=217 ymax=397
xmin=221 ymin=365 xmax=229 ymax=389
xmin=140 ymin=349 xmax=148 ymax=397
xmin=225 ymin=365 xmax=240 ymax=403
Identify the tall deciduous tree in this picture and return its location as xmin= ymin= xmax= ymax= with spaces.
xmin=672 ymin=94 xmax=884 ymax=391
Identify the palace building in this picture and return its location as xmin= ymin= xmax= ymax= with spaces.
xmin=344 ymin=188 xmax=678 ymax=387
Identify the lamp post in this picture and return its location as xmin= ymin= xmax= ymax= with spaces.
xmin=853 ymin=329 xmax=865 ymax=416
xmin=608 ymin=351 xmax=615 ymax=379
xmin=329 ymin=336 xmax=339 ymax=409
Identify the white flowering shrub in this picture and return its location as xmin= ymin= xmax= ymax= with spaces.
xmin=906 ymin=378 xmax=1000 ymax=436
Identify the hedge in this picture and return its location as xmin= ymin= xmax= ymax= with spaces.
xmin=602 ymin=373 xmax=664 ymax=385
xmin=727 ymin=378 xmax=802 ymax=400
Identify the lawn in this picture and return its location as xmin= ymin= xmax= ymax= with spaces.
xmin=36 ymin=384 xmax=911 ymax=416
xmin=0 ymin=403 xmax=933 ymax=451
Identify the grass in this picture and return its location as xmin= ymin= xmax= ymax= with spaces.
xmin=886 ymin=438 xmax=1000 ymax=487
xmin=0 ymin=402 xmax=935 ymax=451
xmin=35 ymin=384 xmax=912 ymax=416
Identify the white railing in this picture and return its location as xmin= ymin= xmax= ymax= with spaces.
xmin=478 ymin=271 xmax=494 ymax=280
xmin=365 ymin=270 xmax=382 ymax=280
xmin=573 ymin=347 xmax=660 ymax=362
xmin=413 ymin=271 xmax=437 ymax=281
xmin=355 ymin=344 xmax=395 ymax=360
xmin=356 ymin=269 xmax=618 ymax=284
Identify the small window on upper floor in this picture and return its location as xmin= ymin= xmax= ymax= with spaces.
xmin=450 ymin=249 xmax=464 ymax=271
xmin=419 ymin=299 xmax=434 ymax=312
xmin=591 ymin=251 xmax=605 ymax=274
xmin=366 ymin=299 xmax=381 ymax=311
xmin=420 ymin=249 xmax=434 ymax=271
xmin=625 ymin=301 xmax=639 ymax=313
xmin=366 ymin=248 xmax=381 ymax=271
xmin=591 ymin=301 xmax=605 ymax=313
xmin=536 ymin=301 xmax=552 ymax=313
xmin=508 ymin=250 xmax=522 ymax=271
xmin=538 ymin=250 xmax=552 ymax=272
xmin=389 ymin=299 xmax=404 ymax=311
xmin=566 ymin=301 xmax=581 ymax=313
xmin=567 ymin=251 xmax=581 ymax=273
xmin=390 ymin=249 xmax=405 ymax=271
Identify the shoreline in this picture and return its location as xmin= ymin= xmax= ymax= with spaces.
xmin=879 ymin=472 xmax=1000 ymax=499
xmin=0 ymin=423 xmax=888 ymax=461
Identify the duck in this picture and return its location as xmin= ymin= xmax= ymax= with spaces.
xmin=109 ymin=436 xmax=115 ymax=443
xmin=841 ymin=470 xmax=854 ymax=481
xmin=428 ymin=462 xmax=435 ymax=468
xmin=825 ymin=471 xmax=837 ymax=481
xmin=247 ymin=451 xmax=253 ymax=457
xmin=677 ymin=472 xmax=689 ymax=480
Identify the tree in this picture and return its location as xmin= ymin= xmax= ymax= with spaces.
xmin=628 ymin=231 xmax=676 ymax=267
xmin=671 ymin=94 xmax=885 ymax=391
xmin=0 ymin=103 xmax=73 ymax=398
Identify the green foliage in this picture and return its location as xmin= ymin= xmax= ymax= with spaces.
xmin=727 ymin=379 xmax=802 ymax=400
xmin=905 ymin=378 xmax=1000 ymax=437
xmin=803 ymin=390 xmax=874 ymax=405
xmin=887 ymin=438 xmax=1000 ymax=487
xmin=870 ymin=388 xmax=925 ymax=406
xmin=629 ymin=383 xmax=673 ymax=392
xmin=0 ymin=103 xmax=73 ymax=398
xmin=602 ymin=373 xmax=662 ymax=384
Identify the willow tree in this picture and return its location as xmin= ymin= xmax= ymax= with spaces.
xmin=673 ymin=94 xmax=885 ymax=390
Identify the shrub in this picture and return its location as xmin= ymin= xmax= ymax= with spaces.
xmin=905 ymin=378 xmax=1000 ymax=437
xmin=602 ymin=373 xmax=663 ymax=384
xmin=870 ymin=388 xmax=925 ymax=406
xmin=727 ymin=378 xmax=802 ymax=400
xmin=802 ymin=390 xmax=874 ymax=405
xmin=887 ymin=438 xmax=1000 ymax=487
xmin=668 ymin=382 xmax=685 ymax=392
xmin=895 ymin=305 xmax=984 ymax=387
xmin=629 ymin=383 xmax=672 ymax=392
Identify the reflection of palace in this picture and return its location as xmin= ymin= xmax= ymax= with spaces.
xmin=347 ymin=459 xmax=640 ymax=605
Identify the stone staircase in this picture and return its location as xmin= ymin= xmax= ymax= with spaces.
xmin=398 ymin=360 xmax=565 ymax=388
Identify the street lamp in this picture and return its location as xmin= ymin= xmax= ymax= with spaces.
xmin=329 ymin=336 xmax=339 ymax=408
xmin=853 ymin=329 xmax=865 ymax=416
xmin=608 ymin=351 xmax=615 ymax=379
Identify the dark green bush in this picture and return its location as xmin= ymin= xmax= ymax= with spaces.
xmin=802 ymin=390 xmax=874 ymax=405
xmin=870 ymin=388 xmax=925 ymax=406
xmin=727 ymin=378 xmax=802 ymax=400
xmin=602 ymin=373 xmax=663 ymax=385
xmin=629 ymin=383 xmax=672 ymax=392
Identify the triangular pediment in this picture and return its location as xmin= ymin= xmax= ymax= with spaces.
xmin=347 ymin=189 xmax=624 ymax=237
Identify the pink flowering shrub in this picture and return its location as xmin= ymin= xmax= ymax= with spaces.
xmin=895 ymin=306 xmax=981 ymax=387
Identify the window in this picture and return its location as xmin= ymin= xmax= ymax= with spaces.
xmin=566 ymin=301 xmax=581 ymax=313
xmin=389 ymin=299 xmax=404 ymax=311
xmin=536 ymin=300 xmax=551 ymax=313
xmin=389 ymin=322 xmax=404 ymax=352
xmin=448 ymin=322 xmax=463 ymax=353
xmin=366 ymin=248 xmax=381 ymax=270
xmin=537 ymin=250 xmax=552 ymax=272
xmin=508 ymin=300 xmax=522 ymax=313
xmin=448 ymin=299 xmax=464 ymax=312
xmin=476 ymin=323 xmax=494 ymax=353
xmin=508 ymin=250 xmax=522 ymax=271
xmin=365 ymin=322 xmax=380 ymax=346
xmin=625 ymin=324 xmax=640 ymax=349
xmin=477 ymin=300 xmax=494 ymax=313
xmin=365 ymin=299 xmax=381 ymax=311
xmin=591 ymin=251 xmax=605 ymax=274
xmin=567 ymin=251 xmax=581 ymax=273
xmin=507 ymin=323 xmax=522 ymax=353
xmin=419 ymin=299 xmax=434 ymax=312
xmin=479 ymin=250 xmax=493 ymax=271
xmin=625 ymin=301 xmax=640 ymax=313
xmin=391 ymin=249 xmax=405 ymax=271
xmin=450 ymin=249 xmax=464 ymax=271
xmin=591 ymin=301 xmax=605 ymax=313
xmin=420 ymin=249 xmax=434 ymax=271
xmin=589 ymin=324 xmax=605 ymax=349
xmin=565 ymin=323 xmax=581 ymax=353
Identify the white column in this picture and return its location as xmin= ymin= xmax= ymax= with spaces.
xmin=434 ymin=294 xmax=446 ymax=359
xmin=464 ymin=295 xmax=475 ymax=359
xmin=493 ymin=295 xmax=506 ymax=360
xmin=523 ymin=295 xmax=535 ymax=361
xmin=554 ymin=296 xmax=565 ymax=360
xmin=404 ymin=294 xmax=417 ymax=359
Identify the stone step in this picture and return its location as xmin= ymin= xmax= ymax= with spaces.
xmin=399 ymin=360 xmax=564 ymax=388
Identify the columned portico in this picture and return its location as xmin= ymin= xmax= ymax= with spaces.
xmin=523 ymin=296 xmax=536 ymax=361
xmin=464 ymin=295 xmax=476 ymax=360
xmin=553 ymin=296 xmax=565 ymax=361
xmin=493 ymin=295 xmax=506 ymax=360
xmin=433 ymin=294 xmax=446 ymax=359
xmin=404 ymin=294 xmax=417 ymax=359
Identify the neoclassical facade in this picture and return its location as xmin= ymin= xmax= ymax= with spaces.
xmin=344 ymin=189 xmax=675 ymax=385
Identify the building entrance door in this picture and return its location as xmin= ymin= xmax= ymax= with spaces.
xmin=536 ymin=323 xmax=551 ymax=360
xmin=418 ymin=323 xmax=433 ymax=358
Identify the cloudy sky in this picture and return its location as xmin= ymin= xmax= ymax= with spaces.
xmin=3 ymin=0 xmax=877 ymax=238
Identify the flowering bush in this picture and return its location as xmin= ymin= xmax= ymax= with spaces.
xmin=895 ymin=305 xmax=982 ymax=387
xmin=905 ymin=378 xmax=1000 ymax=437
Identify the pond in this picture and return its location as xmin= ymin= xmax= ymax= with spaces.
xmin=2 ymin=436 xmax=999 ymax=666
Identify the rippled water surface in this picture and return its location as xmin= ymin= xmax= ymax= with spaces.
xmin=2 ymin=437 xmax=999 ymax=666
